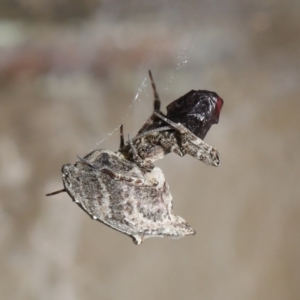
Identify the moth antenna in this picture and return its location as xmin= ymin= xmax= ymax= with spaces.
xmin=46 ymin=188 xmax=66 ymax=196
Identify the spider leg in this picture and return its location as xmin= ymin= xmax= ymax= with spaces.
xmin=77 ymin=155 xmax=158 ymax=187
xmin=136 ymin=71 xmax=166 ymax=136
xmin=180 ymin=142 xmax=220 ymax=167
xmin=136 ymin=71 xmax=164 ymax=135
xmin=100 ymin=168 xmax=158 ymax=187
xmin=152 ymin=111 xmax=188 ymax=134
xmin=148 ymin=70 xmax=160 ymax=112
xmin=119 ymin=124 xmax=125 ymax=150
xmin=152 ymin=111 xmax=221 ymax=166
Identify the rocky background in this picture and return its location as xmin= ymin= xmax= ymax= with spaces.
xmin=0 ymin=1 xmax=299 ymax=299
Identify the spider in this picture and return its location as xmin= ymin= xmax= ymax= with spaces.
xmin=47 ymin=70 xmax=224 ymax=193
xmin=119 ymin=70 xmax=224 ymax=172
xmin=87 ymin=70 xmax=223 ymax=185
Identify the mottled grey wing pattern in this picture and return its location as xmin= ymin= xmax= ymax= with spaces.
xmin=62 ymin=150 xmax=195 ymax=245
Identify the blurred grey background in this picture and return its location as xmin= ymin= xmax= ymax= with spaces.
xmin=0 ymin=0 xmax=299 ymax=299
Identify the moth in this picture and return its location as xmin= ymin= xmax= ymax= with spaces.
xmin=58 ymin=149 xmax=195 ymax=245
